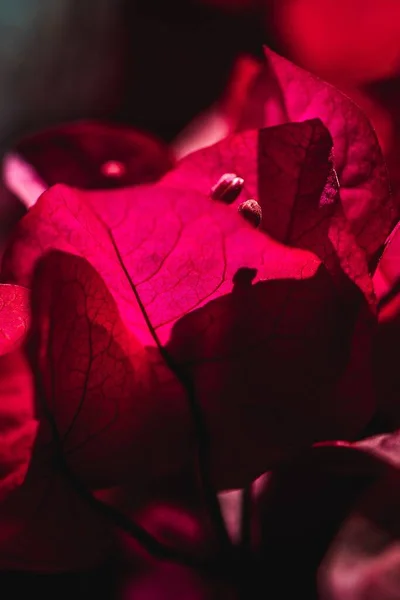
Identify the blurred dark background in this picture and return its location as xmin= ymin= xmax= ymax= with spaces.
xmin=0 ymin=0 xmax=266 ymax=150
xmin=2 ymin=0 xmax=400 ymax=160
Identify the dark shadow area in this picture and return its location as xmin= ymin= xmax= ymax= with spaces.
xmin=0 ymin=565 xmax=119 ymax=600
xmin=120 ymin=0 xmax=266 ymax=140
xmin=166 ymin=262 xmax=371 ymax=488
xmin=0 ymin=185 xmax=26 ymax=263
xmin=248 ymin=446 xmax=387 ymax=599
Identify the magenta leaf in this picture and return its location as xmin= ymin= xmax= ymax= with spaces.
xmin=1 ymin=177 xmax=377 ymax=488
xmin=28 ymin=249 xmax=189 ymax=489
xmin=163 ymin=120 xmax=333 ymax=231
xmin=0 ymin=284 xmax=37 ymax=506
xmin=0 ymin=284 xmax=30 ymax=355
xmin=238 ymin=47 xmax=396 ymax=260
xmin=0 ymin=351 xmax=37 ymax=503
xmin=162 ymin=118 xmax=374 ymax=298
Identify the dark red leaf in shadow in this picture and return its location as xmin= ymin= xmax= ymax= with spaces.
xmin=165 ymin=264 xmax=374 ymax=487
xmin=0 ymin=454 xmax=113 ymax=572
xmin=122 ymin=562 xmax=237 ymax=600
xmin=0 ymin=351 xmax=37 ymax=504
xmin=0 ymin=353 xmax=112 ymax=571
xmin=0 ymin=282 xmax=113 ymax=571
xmin=247 ymin=434 xmax=400 ymax=598
xmin=290 ymin=431 xmax=400 ymax=598
xmin=115 ymin=493 xmax=211 ymax=571
xmin=246 ymin=432 xmax=400 ymax=598
xmin=248 ymin=445 xmax=386 ymax=598
xmin=28 ymin=250 xmax=189 ymax=489
xmin=318 ymin=466 xmax=400 ymax=599
xmin=9 ymin=120 xmax=174 ymax=193
xmin=0 ymin=121 xmax=173 ymax=262
xmin=237 ymin=47 xmax=396 ymax=260
xmin=2 ymin=180 xmax=376 ymax=488
xmin=100 ymin=470 xmax=237 ymax=596
xmin=112 ymin=474 xmax=238 ymax=599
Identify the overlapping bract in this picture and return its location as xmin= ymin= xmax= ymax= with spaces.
xmin=0 ymin=48 xmax=395 ymax=581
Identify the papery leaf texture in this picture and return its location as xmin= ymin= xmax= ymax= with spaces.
xmin=1 ymin=159 xmax=376 ymax=490
xmin=0 ymin=284 xmax=30 ymax=355
xmin=28 ymin=249 xmax=190 ymax=489
xmin=163 ymin=119 xmax=375 ymax=297
xmin=172 ymin=47 xmax=395 ymax=261
xmin=0 ymin=121 xmax=174 ymax=272
xmin=237 ymin=47 xmax=396 ymax=259
xmin=0 ymin=44 xmax=395 ymax=579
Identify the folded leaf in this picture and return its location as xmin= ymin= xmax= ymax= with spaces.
xmin=2 ymin=180 xmax=376 ymax=487
xmin=238 ymin=47 xmax=396 ymax=259
xmin=29 ymin=250 xmax=189 ymax=489
xmin=163 ymin=119 xmax=374 ymax=298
